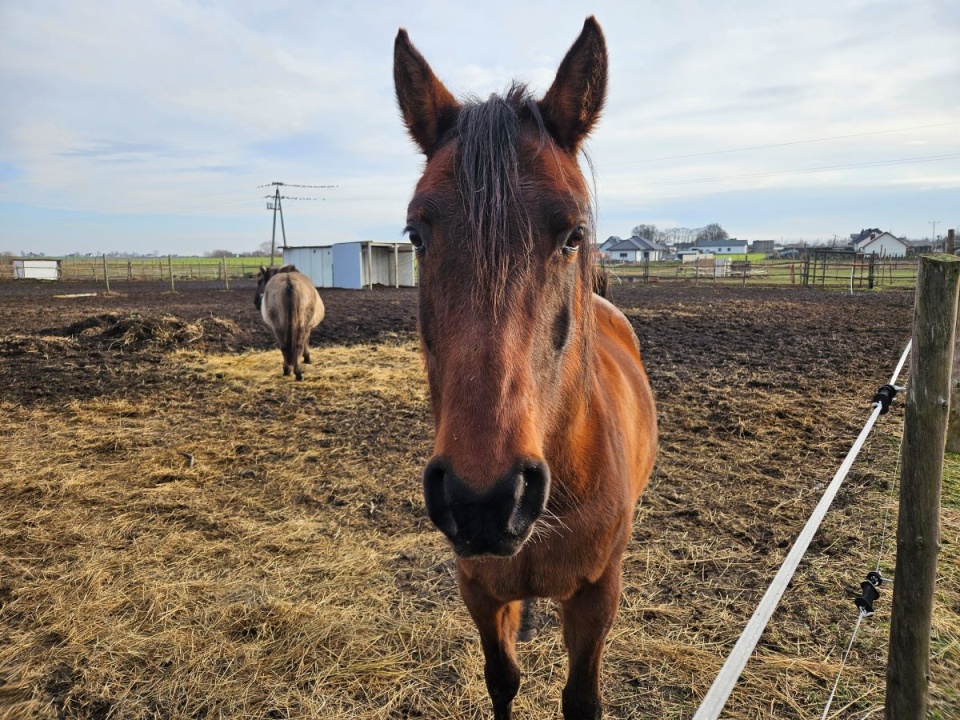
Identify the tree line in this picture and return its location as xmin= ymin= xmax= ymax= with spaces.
xmin=630 ymin=223 xmax=729 ymax=244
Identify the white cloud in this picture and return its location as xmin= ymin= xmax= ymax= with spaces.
xmin=1 ymin=0 xmax=958 ymax=255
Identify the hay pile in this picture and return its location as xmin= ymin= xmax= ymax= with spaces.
xmin=58 ymin=313 xmax=240 ymax=352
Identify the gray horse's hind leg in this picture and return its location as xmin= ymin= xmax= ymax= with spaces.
xmin=279 ymin=340 xmax=296 ymax=378
xmin=517 ymin=599 xmax=539 ymax=642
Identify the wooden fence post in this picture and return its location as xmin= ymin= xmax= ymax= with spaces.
xmin=168 ymin=255 xmax=175 ymax=293
xmin=886 ymin=254 xmax=960 ymax=718
xmin=102 ymin=254 xmax=110 ymax=293
xmin=948 ymin=237 xmax=960 ymax=451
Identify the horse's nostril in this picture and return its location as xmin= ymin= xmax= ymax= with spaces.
xmin=423 ymin=459 xmax=457 ymax=539
xmin=510 ymin=461 xmax=550 ymax=535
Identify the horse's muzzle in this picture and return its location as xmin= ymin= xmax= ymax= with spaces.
xmin=422 ymin=457 xmax=550 ymax=558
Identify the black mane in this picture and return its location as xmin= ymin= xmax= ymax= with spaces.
xmin=453 ymin=84 xmax=546 ymax=305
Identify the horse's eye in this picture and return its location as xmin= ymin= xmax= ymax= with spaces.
xmin=562 ymin=226 xmax=586 ymax=255
xmin=405 ymin=225 xmax=425 ymax=253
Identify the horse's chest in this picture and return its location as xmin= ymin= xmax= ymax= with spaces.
xmin=467 ymin=519 xmax=625 ymax=602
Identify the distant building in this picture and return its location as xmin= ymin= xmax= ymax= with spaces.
xmin=696 ymin=238 xmax=749 ymax=255
xmin=749 ymin=240 xmax=775 ymax=255
xmin=849 ymin=228 xmax=882 ymax=243
xmin=13 ymin=258 xmax=61 ymax=280
xmin=598 ymin=236 xmax=622 ymax=254
xmin=604 ymin=236 xmax=668 ymax=262
xmin=848 ymin=230 xmax=910 ymax=257
xmin=677 ymin=249 xmax=713 ymax=263
xmin=283 ymin=241 xmax=417 ymax=289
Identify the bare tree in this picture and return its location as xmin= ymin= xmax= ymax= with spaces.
xmin=661 ymin=227 xmax=697 ymax=246
xmin=695 ymin=223 xmax=729 ymax=242
xmin=631 ymin=224 xmax=660 ymax=241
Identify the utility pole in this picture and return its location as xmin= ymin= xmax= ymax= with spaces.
xmin=261 ymin=181 xmax=337 ymax=266
xmin=930 ymin=220 xmax=940 ymax=250
xmin=267 ymin=185 xmax=285 ymax=267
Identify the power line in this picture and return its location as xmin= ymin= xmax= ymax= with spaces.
xmin=262 ymin=180 xmax=337 ymax=264
xmin=257 ymin=181 xmax=339 ymax=189
xmin=267 ymin=196 xmax=328 ymax=201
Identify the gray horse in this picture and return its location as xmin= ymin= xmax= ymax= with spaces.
xmin=254 ymin=265 xmax=325 ymax=380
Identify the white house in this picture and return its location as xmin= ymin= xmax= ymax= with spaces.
xmin=283 ymin=241 xmax=417 ymax=289
xmin=598 ymin=236 xmax=622 ymax=254
xmin=604 ymin=236 xmax=668 ymax=262
xmin=849 ymin=230 xmax=910 ymax=258
xmin=695 ymin=238 xmax=748 ymax=255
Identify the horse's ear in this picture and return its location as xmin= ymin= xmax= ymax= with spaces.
xmin=538 ymin=17 xmax=608 ymax=152
xmin=259 ymin=265 xmax=267 ymax=274
xmin=394 ymin=29 xmax=461 ymax=156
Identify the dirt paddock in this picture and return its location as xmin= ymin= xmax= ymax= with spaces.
xmin=1 ymin=279 xmax=955 ymax=718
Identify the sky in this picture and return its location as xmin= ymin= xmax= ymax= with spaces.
xmin=1 ymin=0 xmax=958 ymax=257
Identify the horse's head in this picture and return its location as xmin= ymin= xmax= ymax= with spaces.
xmin=254 ymin=265 xmax=271 ymax=311
xmin=254 ymin=264 xmax=295 ymax=310
xmin=395 ymin=18 xmax=607 ymax=558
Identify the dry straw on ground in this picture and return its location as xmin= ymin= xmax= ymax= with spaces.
xmin=0 ymin=285 xmax=956 ymax=719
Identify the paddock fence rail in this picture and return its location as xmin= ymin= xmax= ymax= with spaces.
xmin=606 ymin=256 xmax=920 ymax=290
xmin=1 ymin=254 xmax=923 ymax=290
xmin=0 ymin=256 xmax=274 ymax=283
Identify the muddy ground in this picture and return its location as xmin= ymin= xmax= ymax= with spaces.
xmin=0 ymin=278 xmax=912 ymax=406
xmin=2 ymin=278 xmax=949 ymax=720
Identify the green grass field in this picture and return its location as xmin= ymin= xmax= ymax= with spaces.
xmin=50 ymin=255 xmax=277 ymax=282
xmin=606 ymin=256 xmax=919 ymax=289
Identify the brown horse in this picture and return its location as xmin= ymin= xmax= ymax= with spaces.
xmin=254 ymin=265 xmax=325 ymax=381
xmin=394 ymin=17 xmax=657 ymax=720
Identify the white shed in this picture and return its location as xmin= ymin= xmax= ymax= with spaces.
xmin=14 ymin=258 xmax=61 ymax=280
xmin=283 ymin=241 xmax=417 ymax=289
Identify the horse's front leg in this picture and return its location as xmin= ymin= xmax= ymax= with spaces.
xmin=560 ymin=563 xmax=621 ymax=720
xmin=459 ymin=580 xmax=522 ymax=720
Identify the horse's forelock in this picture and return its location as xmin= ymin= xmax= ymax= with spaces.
xmin=452 ymin=84 xmax=549 ymax=306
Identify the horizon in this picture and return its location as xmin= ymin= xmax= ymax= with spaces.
xmin=1 ymin=1 xmax=958 ymax=256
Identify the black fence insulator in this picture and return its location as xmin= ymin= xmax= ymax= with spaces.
xmin=855 ymin=577 xmax=882 ymax=616
xmin=872 ymin=384 xmax=899 ymax=414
